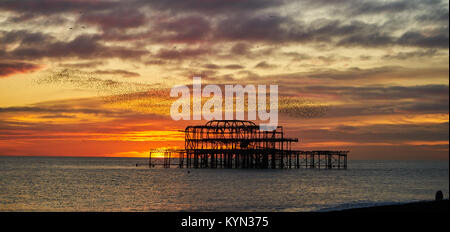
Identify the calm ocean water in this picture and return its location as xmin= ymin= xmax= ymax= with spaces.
xmin=0 ymin=156 xmax=448 ymax=212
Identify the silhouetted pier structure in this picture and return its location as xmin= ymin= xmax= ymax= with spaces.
xmin=149 ymin=120 xmax=348 ymax=169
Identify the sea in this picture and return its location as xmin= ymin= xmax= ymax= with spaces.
xmin=0 ymin=156 xmax=448 ymax=212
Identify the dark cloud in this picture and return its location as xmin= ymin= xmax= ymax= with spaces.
xmin=215 ymin=15 xmax=302 ymax=42
xmin=284 ymin=52 xmax=312 ymax=61
xmin=152 ymin=15 xmax=211 ymax=43
xmin=335 ymin=125 xmax=358 ymax=131
xmin=397 ymin=101 xmax=450 ymax=114
xmin=383 ymin=49 xmax=439 ymax=60
xmin=322 ymin=100 xmax=448 ymax=118
xmin=137 ymin=0 xmax=280 ymax=14
xmin=298 ymin=66 xmax=448 ymax=80
xmin=155 ymin=47 xmax=211 ymax=60
xmin=59 ymin=61 xmax=106 ymax=69
xmin=334 ymin=21 xmax=444 ymax=49
xmin=223 ymin=64 xmax=244 ymax=69
xmin=0 ymin=0 xmax=116 ymax=15
xmin=213 ymin=15 xmax=449 ymax=49
xmin=93 ymin=69 xmax=140 ymax=78
xmin=304 ymin=0 xmax=446 ymax=16
xmin=4 ymin=34 xmax=148 ymax=60
xmin=294 ymin=122 xmax=449 ymax=144
xmin=0 ymin=30 xmax=51 ymax=45
xmin=213 ymin=16 xmax=359 ymax=44
xmin=299 ymin=85 xmax=449 ymax=101
xmin=344 ymin=0 xmax=417 ymax=16
xmin=254 ymin=61 xmax=277 ymax=69
xmin=230 ymin=43 xmax=252 ymax=56
xmin=203 ymin=63 xmax=220 ymax=69
xmin=203 ymin=63 xmax=244 ymax=70
xmin=144 ymin=60 xmax=166 ymax=66
xmin=336 ymin=32 xmax=394 ymax=47
xmin=359 ymin=55 xmax=372 ymax=61
xmin=278 ymin=84 xmax=449 ymax=117
xmin=0 ymin=61 xmax=40 ymax=77
xmin=415 ymin=7 xmax=449 ymax=23
xmin=397 ymin=30 xmax=449 ymax=49
xmin=79 ymin=8 xmax=147 ymax=30
xmin=4 ymin=12 xmax=69 ymax=25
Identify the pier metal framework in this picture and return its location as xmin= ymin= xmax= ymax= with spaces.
xmin=149 ymin=120 xmax=348 ymax=169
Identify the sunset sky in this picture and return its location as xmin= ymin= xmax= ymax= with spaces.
xmin=0 ymin=0 xmax=448 ymax=159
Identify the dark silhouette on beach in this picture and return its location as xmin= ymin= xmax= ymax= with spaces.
xmin=435 ymin=190 xmax=444 ymax=201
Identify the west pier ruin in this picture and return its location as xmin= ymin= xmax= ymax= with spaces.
xmin=149 ymin=120 xmax=348 ymax=169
